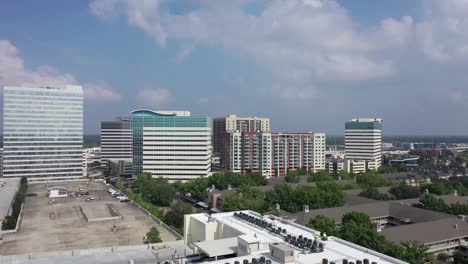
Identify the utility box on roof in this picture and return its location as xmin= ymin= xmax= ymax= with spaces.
xmin=269 ymin=243 xmax=295 ymax=263
xmin=237 ymin=235 xmax=261 ymax=256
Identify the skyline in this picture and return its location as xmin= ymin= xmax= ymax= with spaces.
xmin=1 ymin=0 xmax=468 ymax=135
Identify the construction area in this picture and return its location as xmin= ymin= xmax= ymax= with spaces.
xmin=0 ymin=181 xmax=179 ymax=255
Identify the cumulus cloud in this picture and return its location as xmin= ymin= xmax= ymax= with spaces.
xmin=272 ymin=85 xmax=317 ymax=101
xmin=84 ymin=83 xmax=121 ymax=101
xmin=135 ymin=87 xmax=172 ymax=107
xmin=0 ymin=40 xmax=121 ymax=101
xmin=172 ymin=44 xmax=194 ymax=63
xmin=90 ymin=0 xmax=468 ymax=104
xmin=416 ymin=0 xmax=468 ymax=63
xmin=90 ymin=0 xmax=413 ymax=83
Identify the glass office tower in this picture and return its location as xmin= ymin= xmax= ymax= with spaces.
xmin=2 ymin=85 xmax=84 ymax=180
xmin=132 ymin=110 xmax=212 ymax=180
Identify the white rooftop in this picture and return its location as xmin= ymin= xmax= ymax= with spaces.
xmin=186 ymin=211 xmax=407 ymax=264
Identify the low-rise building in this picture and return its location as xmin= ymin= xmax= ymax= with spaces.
xmin=287 ymin=194 xmax=468 ymax=255
xmin=183 ymin=210 xmax=407 ymax=263
xmin=325 ymin=159 xmax=345 ymax=174
xmin=107 ymin=158 xmax=132 ymax=178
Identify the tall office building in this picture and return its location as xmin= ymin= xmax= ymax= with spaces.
xmin=100 ymin=117 xmax=132 ymax=168
xmin=345 ymin=118 xmax=383 ymax=173
xmin=213 ymin=114 xmax=270 ymax=155
xmin=2 ymin=86 xmax=84 ymax=180
xmin=222 ymin=131 xmax=325 ymax=177
xmin=132 ymin=110 xmax=212 ymax=180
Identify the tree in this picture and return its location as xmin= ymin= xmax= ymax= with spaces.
xmin=359 ymin=188 xmax=392 ymax=200
xmin=341 ymin=212 xmax=373 ymax=229
xmin=143 ymin=178 xmax=175 ymax=206
xmin=307 ymin=215 xmax=337 ymax=236
xmin=422 ymin=180 xmax=452 ymax=195
xmin=222 ymin=186 xmax=269 ymax=213
xmin=144 ymin=227 xmax=162 ymax=244
xmin=266 ymin=184 xmax=344 ymax=213
xmin=389 ymin=184 xmax=422 ymax=199
xmin=285 ymin=171 xmax=300 ymax=183
xmin=178 ymin=177 xmax=210 ymax=200
xmin=2 ymin=215 xmax=17 ymax=230
xmin=417 ymin=194 xmax=449 ymax=213
xmin=310 ymin=171 xmax=333 ymax=182
xmin=436 ymin=252 xmax=450 ymax=262
xmin=399 ymin=241 xmax=433 ymax=264
xmin=164 ymin=200 xmax=193 ymax=228
xmin=453 ymin=252 xmax=468 ymax=264
xmin=355 ymin=172 xmax=395 ymax=188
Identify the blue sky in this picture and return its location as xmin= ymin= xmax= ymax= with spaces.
xmin=1 ymin=0 xmax=468 ymax=135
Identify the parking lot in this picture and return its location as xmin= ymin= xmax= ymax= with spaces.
xmin=0 ymin=181 xmax=178 ymax=255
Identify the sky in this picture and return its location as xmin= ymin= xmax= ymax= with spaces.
xmin=1 ymin=0 xmax=468 ymax=135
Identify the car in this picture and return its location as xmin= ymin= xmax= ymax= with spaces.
xmin=85 ymin=198 xmax=91 ymax=202
xmin=26 ymin=193 xmax=37 ymax=197
xmin=80 ymin=192 xmax=85 ymax=195
xmin=79 ymin=188 xmax=84 ymax=191
xmin=77 ymin=194 xmax=81 ymax=197
xmin=119 ymin=198 xmax=130 ymax=202
xmin=85 ymin=192 xmax=90 ymax=195
xmin=89 ymin=197 xmax=95 ymax=200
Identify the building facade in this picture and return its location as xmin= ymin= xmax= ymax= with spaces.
xmin=2 ymin=86 xmax=84 ymax=180
xmin=100 ymin=117 xmax=132 ymax=168
xmin=108 ymin=159 xmax=132 ymax=178
xmin=213 ymin=114 xmax=270 ymax=156
xmin=222 ymin=132 xmax=326 ymax=177
xmin=132 ymin=110 xmax=212 ymax=180
xmin=345 ymin=118 xmax=383 ymax=172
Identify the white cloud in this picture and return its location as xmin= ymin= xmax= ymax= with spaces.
xmin=135 ymin=87 xmax=172 ymax=106
xmin=90 ymin=0 xmax=412 ymax=84
xmin=90 ymin=0 xmax=468 ymax=103
xmin=416 ymin=0 xmax=468 ymax=63
xmin=0 ymin=40 xmax=121 ymax=101
xmin=84 ymin=83 xmax=121 ymax=101
xmin=272 ymin=85 xmax=317 ymax=101
xmin=448 ymin=90 xmax=465 ymax=104
xmin=172 ymin=44 xmax=194 ymax=63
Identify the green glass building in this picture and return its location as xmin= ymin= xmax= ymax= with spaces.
xmin=131 ymin=110 xmax=212 ymax=180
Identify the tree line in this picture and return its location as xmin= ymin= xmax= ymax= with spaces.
xmin=222 ymin=182 xmax=345 ymax=213
xmin=2 ymin=177 xmax=27 ymax=230
xmin=308 ymin=212 xmax=433 ymax=264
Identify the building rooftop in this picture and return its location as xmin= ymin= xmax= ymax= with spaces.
xmin=0 ymin=178 xmax=20 ymax=221
xmin=382 ymin=217 xmax=468 ymax=244
xmin=184 ymin=211 xmax=407 ymax=264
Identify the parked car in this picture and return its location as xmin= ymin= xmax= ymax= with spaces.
xmin=26 ymin=193 xmax=37 ymax=197
xmin=85 ymin=198 xmax=91 ymax=202
xmin=119 ymin=198 xmax=130 ymax=202
xmin=85 ymin=192 xmax=90 ymax=195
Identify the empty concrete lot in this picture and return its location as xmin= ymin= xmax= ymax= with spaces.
xmin=0 ymin=181 xmax=178 ymax=255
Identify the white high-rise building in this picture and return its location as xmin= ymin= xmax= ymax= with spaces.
xmin=345 ymin=118 xmax=383 ymax=173
xmin=100 ymin=117 xmax=132 ymax=168
xmin=2 ymin=85 xmax=84 ymax=180
xmin=132 ymin=110 xmax=212 ymax=180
